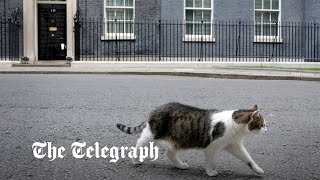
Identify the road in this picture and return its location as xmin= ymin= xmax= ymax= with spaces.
xmin=0 ymin=74 xmax=319 ymax=180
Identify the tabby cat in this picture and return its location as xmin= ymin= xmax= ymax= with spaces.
xmin=116 ymin=102 xmax=267 ymax=176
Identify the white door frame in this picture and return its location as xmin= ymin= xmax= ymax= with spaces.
xmin=23 ymin=0 xmax=76 ymax=63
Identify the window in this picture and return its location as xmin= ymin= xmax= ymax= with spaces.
xmin=254 ymin=0 xmax=281 ymax=42
xmin=103 ymin=0 xmax=134 ymax=40
xmin=184 ymin=0 xmax=214 ymax=42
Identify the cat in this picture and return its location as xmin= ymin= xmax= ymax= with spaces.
xmin=116 ymin=102 xmax=267 ymax=176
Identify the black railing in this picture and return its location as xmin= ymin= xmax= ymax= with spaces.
xmin=0 ymin=18 xmax=21 ymax=61
xmin=75 ymin=19 xmax=319 ymax=62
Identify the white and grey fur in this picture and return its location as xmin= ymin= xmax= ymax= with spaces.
xmin=116 ymin=102 xmax=267 ymax=177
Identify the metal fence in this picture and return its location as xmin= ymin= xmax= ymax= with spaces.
xmin=0 ymin=18 xmax=22 ymax=61
xmin=75 ymin=19 xmax=320 ymax=62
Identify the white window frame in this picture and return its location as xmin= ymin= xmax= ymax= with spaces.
xmin=183 ymin=0 xmax=215 ymax=42
xmin=254 ymin=0 xmax=282 ymax=43
xmin=37 ymin=0 xmax=67 ymax=4
xmin=102 ymin=0 xmax=135 ymax=40
xmin=38 ymin=0 xmax=66 ymax=2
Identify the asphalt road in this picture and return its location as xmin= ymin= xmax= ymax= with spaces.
xmin=0 ymin=74 xmax=319 ymax=180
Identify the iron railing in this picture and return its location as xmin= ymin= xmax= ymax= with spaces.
xmin=75 ymin=19 xmax=320 ymax=62
xmin=0 ymin=17 xmax=22 ymax=61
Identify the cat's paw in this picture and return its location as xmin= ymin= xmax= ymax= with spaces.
xmin=176 ymin=162 xmax=189 ymax=169
xmin=206 ymin=169 xmax=219 ymax=177
xmin=253 ymin=166 xmax=264 ymax=175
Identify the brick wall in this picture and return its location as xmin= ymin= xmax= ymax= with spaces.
xmin=0 ymin=0 xmax=23 ymax=60
xmin=77 ymin=0 xmax=160 ymax=57
xmin=0 ymin=0 xmax=23 ymax=19
xmin=157 ymin=0 xmax=309 ymax=60
xmin=305 ymin=0 xmax=320 ymax=22
xmin=304 ymin=0 xmax=320 ymax=60
xmin=1 ymin=0 xmax=318 ymax=60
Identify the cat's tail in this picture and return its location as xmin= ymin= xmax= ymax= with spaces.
xmin=116 ymin=122 xmax=146 ymax=134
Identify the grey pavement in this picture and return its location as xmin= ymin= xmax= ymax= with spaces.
xmin=0 ymin=74 xmax=319 ymax=180
xmin=1 ymin=61 xmax=320 ymax=81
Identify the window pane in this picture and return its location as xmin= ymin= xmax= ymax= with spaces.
xmin=194 ymin=10 xmax=202 ymax=21
xmin=125 ymin=9 xmax=133 ymax=20
xmin=255 ymin=0 xmax=262 ymax=9
xmin=194 ymin=23 xmax=201 ymax=35
xmin=125 ymin=22 xmax=134 ymax=33
xmin=264 ymin=0 xmax=271 ymax=9
xmin=195 ymin=0 xmax=202 ymax=8
xmin=115 ymin=10 xmax=125 ymax=20
xmin=106 ymin=22 xmax=115 ymax=33
xmin=186 ymin=10 xmax=193 ymax=21
xmin=203 ymin=0 xmax=211 ymax=8
xmin=125 ymin=0 xmax=133 ymax=6
xmin=115 ymin=22 xmax=125 ymax=33
xmin=263 ymin=24 xmax=270 ymax=36
xmin=106 ymin=10 xmax=115 ymax=20
xmin=255 ymin=11 xmax=262 ymax=22
xmin=271 ymin=12 xmax=278 ymax=23
xmin=203 ymin=10 xmax=211 ymax=22
xmin=186 ymin=0 xmax=193 ymax=7
xmin=263 ymin=12 xmax=270 ymax=22
xmin=106 ymin=0 xmax=114 ymax=6
xmin=204 ymin=24 xmax=211 ymax=35
xmin=271 ymin=24 xmax=278 ymax=36
xmin=186 ymin=23 xmax=193 ymax=34
xmin=272 ymin=0 xmax=279 ymax=9
xmin=255 ymin=24 xmax=261 ymax=35
xmin=116 ymin=0 xmax=124 ymax=6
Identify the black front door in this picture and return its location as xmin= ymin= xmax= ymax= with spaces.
xmin=38 ymin=4 xmax=66 ymax=60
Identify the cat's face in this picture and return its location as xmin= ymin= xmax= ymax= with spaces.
xmin=247 ymin=110 xmax=267 ymax=134
xmin=232 ymin=105 xmax=267 ymax=134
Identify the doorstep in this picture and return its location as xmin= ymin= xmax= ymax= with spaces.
xmin=12 ymin=60 xmax=71 ymax=67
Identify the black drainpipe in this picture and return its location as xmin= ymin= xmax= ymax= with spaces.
xmin=4 ymin=0 xmax=6 ymax=20
xmin=159 ymin=0 xmax=161 ymax=19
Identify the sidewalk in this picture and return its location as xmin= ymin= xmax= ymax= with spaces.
xmin=1 ymin=61 xmax=320 ymax=81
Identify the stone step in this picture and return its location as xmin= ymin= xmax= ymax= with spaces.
xmin=13 ymin=61 xmax=71 ymax=67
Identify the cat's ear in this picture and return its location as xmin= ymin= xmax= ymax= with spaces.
xmin=251 ymin=110 xmax=260 ymax=118
xmin=243 ymin=112 xmax=254 ymax=123
xmin=243 ymin=111 xmax=260 ymax=124
xmin=251 ymin=104 xmax=258 ymax=111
